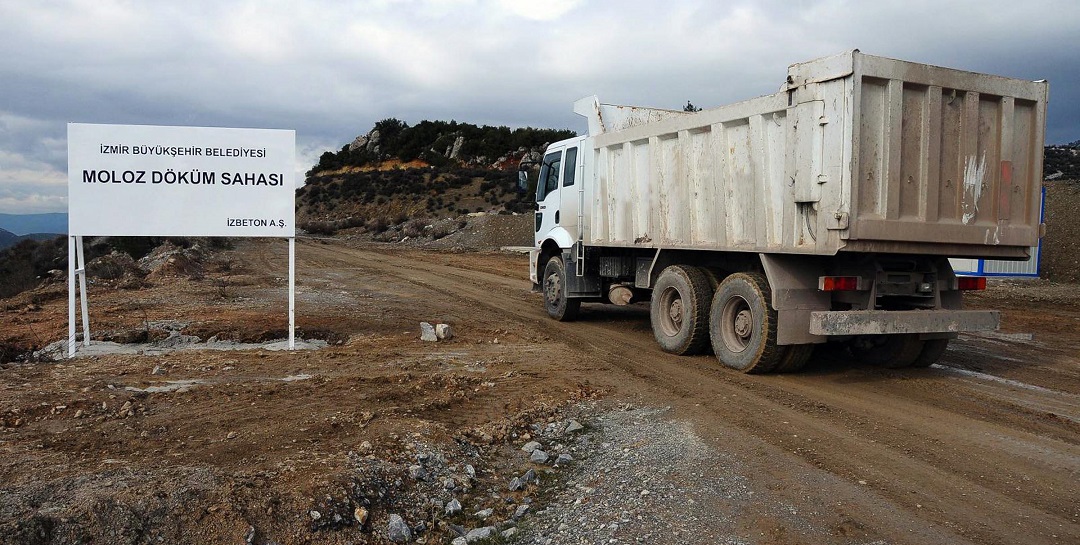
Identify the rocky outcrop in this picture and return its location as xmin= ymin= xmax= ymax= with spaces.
xmin=449 ymin=136 xmax=465 ymax=160
xmin=86 ymin=251 xmax=144 ymax=281
xmin=348 ymin=129 xmax=382 ymax=154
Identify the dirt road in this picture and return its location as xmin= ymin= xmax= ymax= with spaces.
xmin=2 ymin=238 xmax=1078 ymax=544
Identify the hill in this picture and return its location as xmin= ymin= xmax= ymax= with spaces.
xmin=308 ymin=118 xmax=575 ymax=173
xmin=0 ymin=228 xmax=60 ymax=251
xmin=296 ymin=119 xmax=575 ymax=235
xmin=0 ymin=212 xmax=67 ymax=236
xmin=1044 ymin=140 xmax=1080 ymax=180
xmin=0 ymin=228 xmax=16 ymax=250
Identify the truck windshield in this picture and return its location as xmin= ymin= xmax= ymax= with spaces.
xmin=535 ymin=151 xmax=562 ymax=202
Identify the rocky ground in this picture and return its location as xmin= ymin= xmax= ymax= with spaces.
xmin=1 ymin=221 xmax=1078 ymax=544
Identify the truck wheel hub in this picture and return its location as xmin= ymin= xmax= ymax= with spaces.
xmin=546 ymin=275 xmax=561 ymax=301
xmin=734 ymin=310 xmax=753 ymax=338
xmin=668 ymin=299 xmax=683 ymax=326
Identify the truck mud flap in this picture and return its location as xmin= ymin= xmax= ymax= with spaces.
xmin=565 ymin=250 xmax=601 ymax=297
xmin=809 ymin=310 xmax=999 ymax=336
xmin=529 ymin=249 xmax=541 ymax=285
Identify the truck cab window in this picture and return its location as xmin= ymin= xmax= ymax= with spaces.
xmin=536 ymin=151 xmax=562 ymax=201
xmin=563 ymin=147 xmax=577 ymax=187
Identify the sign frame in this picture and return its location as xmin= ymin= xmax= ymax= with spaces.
xmin=66 ymin=123 xmax=298 ymax=356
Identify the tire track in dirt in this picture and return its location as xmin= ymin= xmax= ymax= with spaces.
xmin=300 ymin=241 xmax=1080 ymax=544
xmin=562 ymin=318 xmax=1080 ymax=545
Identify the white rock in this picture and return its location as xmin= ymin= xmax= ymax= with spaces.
xmin=435 ymin=323 xmax=454 ymax=340
xmin=420 ymin=322 xmax=437 ymax=342
xmin=465 ymin=526 xmax=495 ymax=542
xmin=474 ymin=508 xmax=493 ymax=519
xmin=565 ymin=419 xmax=584 ymax=433
xmin=521 ymin=441 xmax=541 ymax=454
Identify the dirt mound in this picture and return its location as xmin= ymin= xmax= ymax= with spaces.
xmin=140 ymin=243 xmax=207 ymax=281
xmin=1042 ymin=179 xmax=1080 ymax=282
xmin=338 ymin=212 xmax=533 ymax=252
xmin=86 ymin=250 xmax=140 ymax=280
xmin=146 ymin=253 xmax=204 ymax=280
xmin=427 ymin=213 xmax=533 ymax=250
xmin=84 ymin=251 xmax=149 ymax=292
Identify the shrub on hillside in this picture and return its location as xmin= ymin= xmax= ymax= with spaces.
xmin=402 ymin=218 xmax=429 ymax=238
xmin=365 ymin=217 xmax=389 ymax=233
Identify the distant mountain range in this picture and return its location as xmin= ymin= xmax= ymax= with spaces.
xmin=0 ymin=213 xmax=67 ymax=250
xmin=0 ymin=213 xmax=67 ymax=237
xmin=0 ymin=228 xmax=19 ymax=249
xmin=0 ymin=228 xmax=61 ymax=250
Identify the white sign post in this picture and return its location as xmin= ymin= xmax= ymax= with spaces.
xmin=67 ymin=123 xmax=296 ymax=356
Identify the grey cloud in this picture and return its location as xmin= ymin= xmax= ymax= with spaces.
xmin=0 ymin=0 xmax=1077 ymax=214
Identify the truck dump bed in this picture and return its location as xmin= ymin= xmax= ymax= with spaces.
xmin=581 ymin=50 xmax=1047 ymax=259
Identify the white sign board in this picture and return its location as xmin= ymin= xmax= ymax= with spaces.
xmin=68 ymin=123 xmax=295 ymax=237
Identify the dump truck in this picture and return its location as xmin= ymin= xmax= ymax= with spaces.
xmin=527 ymin=50 xmax=1047 ymax=373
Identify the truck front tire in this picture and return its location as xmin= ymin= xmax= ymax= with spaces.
xmin=710 ymin=272 xmax=787 ymax=373
xmin=543 ymin=257 xmax=579 ymax=321
xmin=650 ymin=265 xmax=713 ymax=355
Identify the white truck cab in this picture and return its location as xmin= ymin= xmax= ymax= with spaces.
xmin=529 ymin=134 xmax=590 ymax=286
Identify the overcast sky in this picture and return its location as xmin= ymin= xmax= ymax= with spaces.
xmin=1 ymin=0 xmax=1077 ymax=214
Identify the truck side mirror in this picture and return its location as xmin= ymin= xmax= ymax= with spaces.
xmin=518 ymin=160 xmax=539 ymax=193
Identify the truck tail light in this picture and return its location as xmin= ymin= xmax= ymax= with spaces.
xmin=957 ymin=276 xmax=987 ymax=291
xmin=819 ymin=276 xmax=861 ymax=291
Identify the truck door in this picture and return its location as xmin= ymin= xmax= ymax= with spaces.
xmin=535 ymin=149 xmax=563 ymax=245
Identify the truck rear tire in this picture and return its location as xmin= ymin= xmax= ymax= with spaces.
xmin=650 ymin=265 xmax=713 ymax=355
xmin=911 ymin=338 xmax=950 ymax=367
xmin=849 ymin=334 xmax=925 ymax=368
xmin=543 ymin=256 xmax=579 ymax=321
xmin=774 ymin=344 xmax=815 ymax=373
xmin=709 ymin=272 xmax=787 ymax=373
